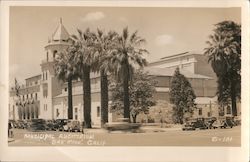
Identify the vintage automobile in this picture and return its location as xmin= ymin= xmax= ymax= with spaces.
xmin=63 ymin=120 xmax=82 ymax=132
xmin=204 ymin=117 xmax=217 ymax=129
xmin=182 ymin=118 xmax=208 ymax=131
xmin=9 ymin=120 xmax=18 ymax=128
xmin=16 ymin=120 xmax=27 ymax=129
xmin=28 ymin=119 xmax=47 ymax=131
xmin=218 ymin=116 xmax=234 ymax=128
xmin=234 ymin=116 xmax=241 ymax=126
xmin=182 ymin=119 xmax=196 ymax=131
xmin=53 ymin=119 xmax=68 ymax=131
xmin=45 ymin=120 xmax=55 ymax=131
xmin=104 ymin=118 xmax=141 ymax=133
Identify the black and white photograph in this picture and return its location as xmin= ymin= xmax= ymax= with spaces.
xmin=0 ymin=0 xmax=249 ymax=162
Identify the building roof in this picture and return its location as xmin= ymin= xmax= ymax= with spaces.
xmin=145 ymin=67 xmax=212 ymax=79
xmin=51 ymin=18 xmax=70 ymax=41
xmin=25 ymin=74 xmax=41 ymax=80
xmin=148 ymin=51 xmax=203 ymax=67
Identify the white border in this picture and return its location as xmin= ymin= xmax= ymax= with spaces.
xmin=0 ymin=1 xmax=249 ymax=162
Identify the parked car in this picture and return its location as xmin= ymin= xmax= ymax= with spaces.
xmin=16 ymin=120 xmax=26 ymax=129
xmin=234 ymin=116 xmax=241 ymax=126
xmin=182 ymin=118 xmax=208 ymax=131
xmin=204 ymin=117 xmax=217 ymax=129
xmin=28 ymin=119 xmax=46 ymax=131
xmin=219 ymin=116 xmax=234 ymax=128
xmin=9 ymin=120 xmax=18 ymax=128
xmin=63 ymin=120 xmax=82 ymax=132
xmin=54 ymin=119 xmax=68 ymax=131
xmin=182 ymin=119 xmax=196 ymax=131
xmin=45 ymin=120 xmax=55 ymax=131
xmin=104 ymin=118 xmax=141 ymax=133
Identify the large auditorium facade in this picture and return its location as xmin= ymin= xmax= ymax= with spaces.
xmin=9 ymin=20 xmax=240 ymax=127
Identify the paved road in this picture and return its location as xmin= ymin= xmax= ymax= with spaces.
xmin=9 ymin=126 xmax=240 ymax=146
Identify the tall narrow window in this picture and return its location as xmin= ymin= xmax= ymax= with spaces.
xmin=97 ymin=106 xmax=100 ymax=117
xmin=35 ymin=93 xmax=37 ymax=100
xmin=198 ymin=108 xmax=202 ymax=116
xmin=45 ymin=72 xmax=48 ymax=80
xmin=46 ymin=52 xmax=49 ymax=61
xmin=56 ymin=109 xmax=59 ymax=117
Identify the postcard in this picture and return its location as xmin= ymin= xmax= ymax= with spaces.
xmin=0 ymin=0 xmax=249 ymax=162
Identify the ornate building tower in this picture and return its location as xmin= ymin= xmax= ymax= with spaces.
xmin=40 ymin=18 xmax=70 ymax=119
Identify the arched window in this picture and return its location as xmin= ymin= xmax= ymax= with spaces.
xmin=53 ymin=50 xmax=57 ymax=59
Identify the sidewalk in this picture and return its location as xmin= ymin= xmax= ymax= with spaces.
xmin=83 ymin=124 xmax=182 ymax=134
xmin=140 ymin=124 xmax=182 ymax=133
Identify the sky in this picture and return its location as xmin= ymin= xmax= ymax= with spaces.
xmin=9 ymin=6 xmax=241 ymax=85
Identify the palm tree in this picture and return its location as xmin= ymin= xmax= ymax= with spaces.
xmin=54 ymin=47 xmax=79 ymax=119
xmin=204 ymin=21 xmax=241 ymax=116
xmin=92 ymin=29 xmax=118 ymax=127
xmin=71 ymin=28 xmax=96 ymax=128
xmin=110 ymin=27 xmax=148 ymax=121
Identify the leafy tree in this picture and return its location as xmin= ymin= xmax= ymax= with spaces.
xmin=169 ymin=68 xmax=196 ymax=124
xmin=71 ymin=28 xmax=96 ymax=128
xmin=204 ymin=21 xmax=241 ymax=116
xmin=110 ymin=70 xmax=157 ymax=123
xmin=92 ymin=29 xmax=118 ymax=127
xmin=110 ymin=27 xmax=148 ymax=120
xmin=54 ymin=47 xmax=79 ymax=119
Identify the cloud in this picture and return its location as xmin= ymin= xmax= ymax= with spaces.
xmin=81 ymin=12 xmax=105 ymax=22
xmin=155 ymin=34 xmax=173 ymax=46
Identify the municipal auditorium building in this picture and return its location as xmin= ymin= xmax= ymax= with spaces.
xmin=9 ymin=20 xmax=241 ymax=127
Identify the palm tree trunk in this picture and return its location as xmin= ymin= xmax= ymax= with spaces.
xmin=68 ymin=76 xmax=73 ymax=119
xmin=100 ymin=69 xmax=109 ymax=127
xmin=123 ymin=70 xmax=130 ymax=121
xmin=231 ymin=82 xmax=237 ymax=116
xmin=83 ymin=65 xmax=92 ymax=128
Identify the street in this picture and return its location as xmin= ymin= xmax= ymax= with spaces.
xmin=8 ymin=126 xmax=240 ymax=146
